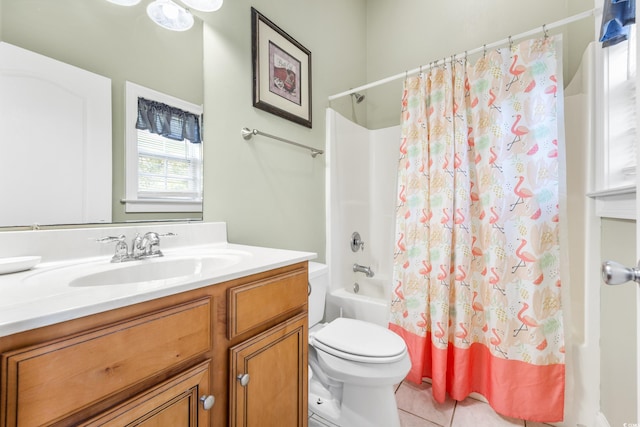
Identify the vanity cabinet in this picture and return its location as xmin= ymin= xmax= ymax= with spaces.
xmin=0 ymin=262 xmax=308 ymax=427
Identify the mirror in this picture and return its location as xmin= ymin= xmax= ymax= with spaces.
xmin=0 ymin=0 xmax=204 ymax=227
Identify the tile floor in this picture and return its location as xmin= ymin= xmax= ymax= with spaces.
xmin=308 ymin=381 xmax=555 ymax=427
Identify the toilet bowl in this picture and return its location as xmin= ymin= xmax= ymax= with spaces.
xmin=308 ymin=262 xmax=410 ymax=427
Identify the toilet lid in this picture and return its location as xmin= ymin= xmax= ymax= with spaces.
xmin=312 ymin=318 xmax=407 ymax=363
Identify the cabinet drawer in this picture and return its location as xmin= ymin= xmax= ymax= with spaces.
xmin=227 ymin=266 xmax=307 ymax=339
xmin=1 ymin=298 xmax=211 ymax=427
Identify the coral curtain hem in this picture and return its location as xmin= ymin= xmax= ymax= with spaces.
xmin=390 ymin=323 xmax=565 ymax=423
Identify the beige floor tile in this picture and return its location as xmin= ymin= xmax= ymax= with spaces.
xmin=451 ymin=398 xmax=525 ymax=427
xmin=399 ymin=409 xmax=443 ymax=427
xmin=395 ymin=382 xmax=455 ymax=426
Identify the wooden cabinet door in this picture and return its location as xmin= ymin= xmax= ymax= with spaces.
xmin=79 ymin=361 xmax=212 ymax=427
xmin=229 ymin=313 xmax=308 ymax=427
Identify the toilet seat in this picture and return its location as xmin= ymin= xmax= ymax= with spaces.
xmin=311 ymin=317 xmax=407 ymax=364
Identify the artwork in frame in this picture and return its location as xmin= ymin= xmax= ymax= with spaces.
xmin=251 ymin=7 xmax=312 ymax=128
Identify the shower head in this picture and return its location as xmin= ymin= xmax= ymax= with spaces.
xmin=351 ymin=92 xmax=365 ymax=103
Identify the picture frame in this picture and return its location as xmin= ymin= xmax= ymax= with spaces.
xmin=251 ymin=7 xmax=312 ymax=128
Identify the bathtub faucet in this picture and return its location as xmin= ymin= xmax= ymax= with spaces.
xmin=353 ymin=263 xmax=375 ymax=278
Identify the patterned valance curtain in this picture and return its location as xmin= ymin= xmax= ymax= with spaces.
xmin=135 ymin=97 xmax=202 ymax=144
xmin=600 ymin=0 xmax=636 ymax=47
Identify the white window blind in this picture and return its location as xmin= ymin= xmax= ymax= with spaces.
xmin=137 ymin=129 xmax=202 ymax=200
xmin=590 ymin=28 xmax=637 ymax=219
xmin=603 ymin=28 xmax=637 ymax=189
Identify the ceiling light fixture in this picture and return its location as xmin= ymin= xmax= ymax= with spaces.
xmin=180 ymin=0 xmax=223 ymax=12
xmin=105 ymin=0 xmax=142 ymax=5
xmin=146 ymin=0 xmax=194 ymax=31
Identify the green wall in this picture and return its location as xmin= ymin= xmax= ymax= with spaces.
xmin=200 ymin=1 xmax=367 ymax=258
xmin=363 ymin=0 xmax=595 ymax=129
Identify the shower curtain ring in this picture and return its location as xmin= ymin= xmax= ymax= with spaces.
xmin=464 ymin=51 xmax=468 ymax=64
xmin=543 ymin=24 xmax=549 ymax=39
xmin=483 ymin=44 xmax=487 ymax=59
xmin=509 ymin=35 xmax=513 ymax=51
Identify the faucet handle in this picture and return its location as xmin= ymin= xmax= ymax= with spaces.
xmin=97 ymin=235 xmax=129 ymax=262
xmin=350 ymin=232 xmax=365 ymax=252
xmin=96 ymin=234 xmax=126 ymax=244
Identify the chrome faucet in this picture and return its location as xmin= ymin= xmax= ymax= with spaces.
xmin=140 ymin=232 xmax=162 ymax=256
xmin=353 ymin=263 xmax=375 ymax=278
xmin=98 ymin=232 xmax=176 ymax=263
xmin=131 ymin=232 xmax=164 ymax=259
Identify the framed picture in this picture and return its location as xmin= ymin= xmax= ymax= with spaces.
xmin=251 ymin=7 xmax=312 ymax=128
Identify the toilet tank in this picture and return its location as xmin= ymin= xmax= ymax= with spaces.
xmin=308 ymin=262 xmax=329 ymax=327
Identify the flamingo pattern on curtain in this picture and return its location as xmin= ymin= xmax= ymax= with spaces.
xmin=389 ymin=36 xmax=564 ymax=423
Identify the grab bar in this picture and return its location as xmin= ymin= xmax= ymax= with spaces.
xmin=241 ymin=127 xmax=324 ymax=158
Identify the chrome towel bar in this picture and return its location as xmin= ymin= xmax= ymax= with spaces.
xmin=241 ymin=127 xmax=324 ymax=158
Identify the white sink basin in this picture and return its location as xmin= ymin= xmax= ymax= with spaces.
xmin=68 ymin=255 xmax=243 ymax=287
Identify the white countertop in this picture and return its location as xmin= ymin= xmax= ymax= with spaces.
xmin=0 ymin=222 xmax=316 ymax=337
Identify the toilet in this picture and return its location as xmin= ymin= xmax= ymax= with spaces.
xmin=307 ymin=262 xmax=411 ymax=427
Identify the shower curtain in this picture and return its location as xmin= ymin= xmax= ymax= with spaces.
xmin=389 ymin=37 xmax=565 ymax=423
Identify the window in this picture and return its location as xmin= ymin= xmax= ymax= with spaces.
xmin=590 ymin=27 xmax=637 ymax=219
xmin=124 ymin=82 xmax=203 ymax=213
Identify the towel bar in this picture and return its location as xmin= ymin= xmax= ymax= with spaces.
xmin=241 ymin=127 xmax=323 ymax=158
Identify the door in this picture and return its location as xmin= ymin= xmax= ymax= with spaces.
xmin=636 ymin=31 xmax=639 ymax=427
xmin=229 ymin=313 xmax=307 ymax=427
xmin=601 ymin=28 xmax=640 ymax=425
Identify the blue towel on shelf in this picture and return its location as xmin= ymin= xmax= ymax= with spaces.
xmin=600 ymin=0 xmax=636 ymax=47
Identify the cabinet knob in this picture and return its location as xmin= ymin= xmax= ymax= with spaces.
xmin=237 ymin=373 xmax=250 ymax=387
xmin=200 ymin=395 xmax=215 ymax=410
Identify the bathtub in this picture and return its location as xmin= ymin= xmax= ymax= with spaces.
xmin=324 ymin=276 xmax=390 ymax=327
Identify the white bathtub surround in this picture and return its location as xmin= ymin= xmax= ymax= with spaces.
xmin=0 ymin=222 xmax=315 ymax=337
xmin=325 ymin=108 xmax=400 ymax=325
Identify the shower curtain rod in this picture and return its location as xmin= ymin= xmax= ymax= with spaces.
xmin=328 ymin=7 xmax=601 ymax=101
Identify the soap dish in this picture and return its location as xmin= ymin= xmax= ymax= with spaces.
xmin=0 ymin=256 xmax=42 ymax=275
